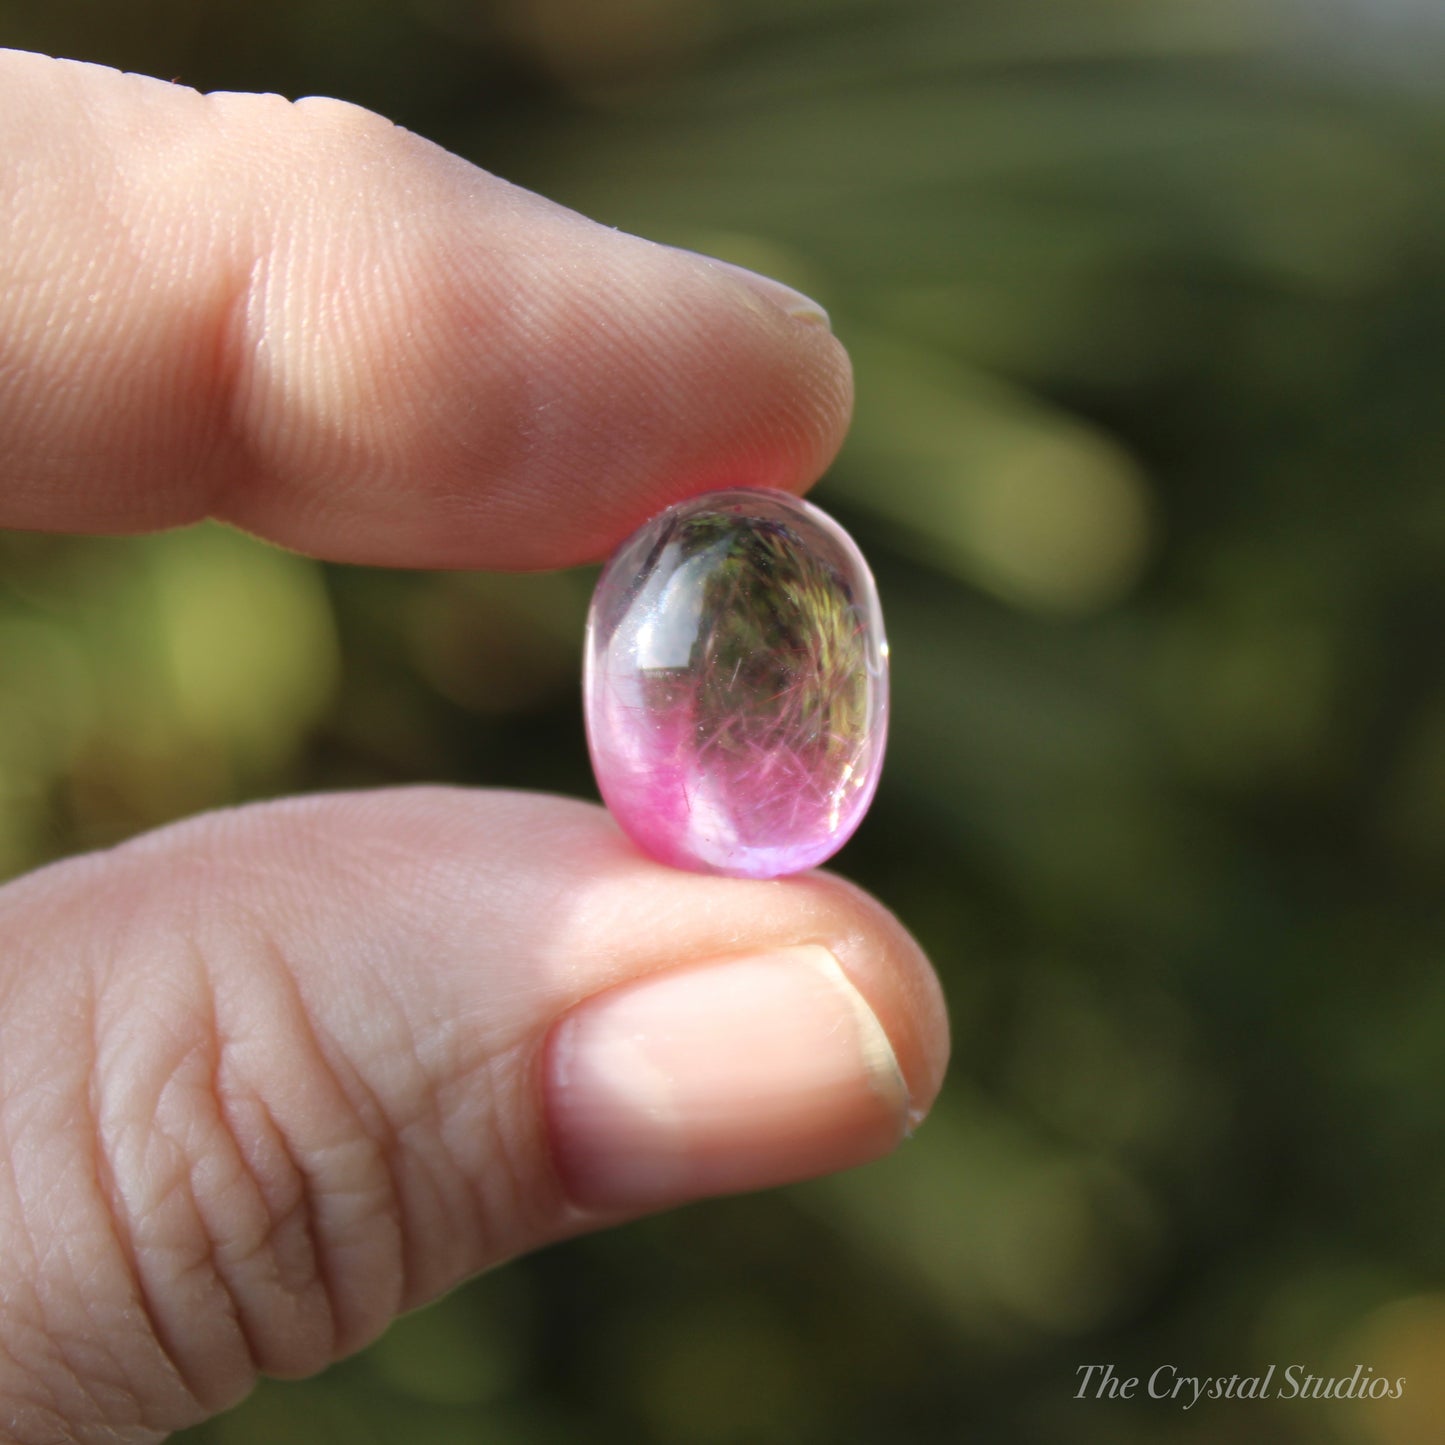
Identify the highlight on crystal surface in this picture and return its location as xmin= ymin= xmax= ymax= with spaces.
xmin=584 ymin=488 xmax=889 ymax=879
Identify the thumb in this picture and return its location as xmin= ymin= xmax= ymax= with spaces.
xmin=0 ymin=789 xmax=946 ymax=1442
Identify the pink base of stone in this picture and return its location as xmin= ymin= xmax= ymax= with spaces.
xmin=589 ymin=694 xmax=882 ymax=878
xmin=583 ymin=488 xmax=889 ymax=879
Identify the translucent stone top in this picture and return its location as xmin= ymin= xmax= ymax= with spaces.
xmin=584 ymin=488 xmax=889 ymax=878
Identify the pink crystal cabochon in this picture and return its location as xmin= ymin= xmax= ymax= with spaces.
xmin=584 ymin=488 xmax=890 ymax=879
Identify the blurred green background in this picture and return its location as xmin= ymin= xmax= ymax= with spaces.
xmin=4 ymin=0 xmax=1445 ymax=1441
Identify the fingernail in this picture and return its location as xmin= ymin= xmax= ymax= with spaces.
xmin=546 ymin=944 xmax=907 ymax=1210
xmin=683 ymin=251 xmax=832 ymax=329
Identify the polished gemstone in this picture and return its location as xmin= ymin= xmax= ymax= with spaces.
xmin=584 ymin=488 xmax=889 ymax=878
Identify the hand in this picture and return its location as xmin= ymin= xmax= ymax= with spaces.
xmin=0 ymin=49 xmax=949 ymax=1444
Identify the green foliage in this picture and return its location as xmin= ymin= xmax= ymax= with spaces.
xmin=4 ymin=0 xmax=1445 ymax=1441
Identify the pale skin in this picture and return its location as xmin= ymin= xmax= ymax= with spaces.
xmin=0 ymin=49 xmax=950 ymax=1444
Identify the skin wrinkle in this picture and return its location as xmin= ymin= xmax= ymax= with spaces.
xmin=132 ymin=1067 xmax=237 ymax=1404
xmin=178 ymin=934 xmax=287 ymax=1387
xmin=196 ymin=253 xmax=268 ymax=527
xmin=249 ymin=931 xmax=406 ymax=1360
xmin=199 ymin=1111 xmax=305 ymax=1381
xmin=185 ymin=881 xmax=350 ymax=1353
xmin=212 ymin=1077 xmax=332 ymax=1374
xmin=94 ymin=976 xmax=251 ymax=1421
xmin=83 ymin=974 xmax=209 ymax=1431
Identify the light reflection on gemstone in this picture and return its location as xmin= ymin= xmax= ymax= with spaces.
xmin=583 ymin=488 xmax=890 ymax=878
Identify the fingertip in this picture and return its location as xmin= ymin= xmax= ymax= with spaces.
xmin=0 ymin=50 xmax=855 ymax=565
xmin=545 ymin=942 xmax=908 ymax=1211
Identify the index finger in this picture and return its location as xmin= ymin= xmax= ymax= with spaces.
xmin=0 ymin=50 xmax=852 ymax=568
